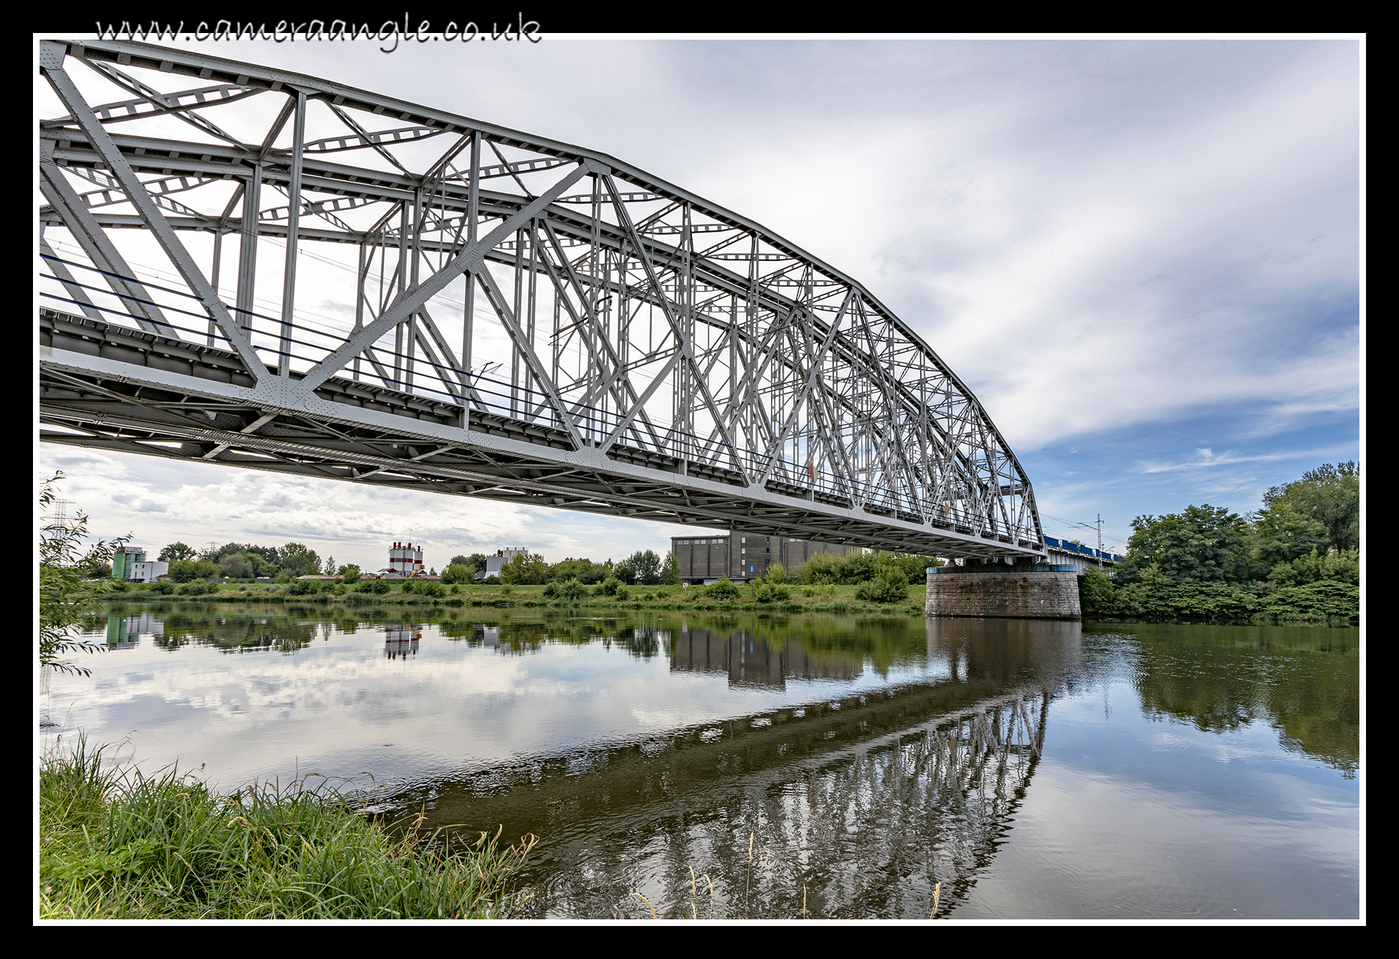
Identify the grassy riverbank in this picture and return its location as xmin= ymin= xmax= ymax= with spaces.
xmin=38 ymin=738 xmax=534 ymax=919
xmin=102 ymin=579 xmax=927 ymax=616
xmin=102 ymin=575 xmax=1360 ymax=625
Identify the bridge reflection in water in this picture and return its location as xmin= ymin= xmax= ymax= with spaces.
xmin=400 ymin=617 xmax=1083 ymax=919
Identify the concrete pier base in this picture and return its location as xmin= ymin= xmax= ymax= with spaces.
xmin=925 ymin=566 xmax=1081 ymax=619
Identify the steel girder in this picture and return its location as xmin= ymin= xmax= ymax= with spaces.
xmin=38 ymin=38 xmax=1046 ymax=560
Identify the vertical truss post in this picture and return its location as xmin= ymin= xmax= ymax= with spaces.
xmin=615 ymin=226 xmax=628 ymax=446
xmin=236 ymin=163 xmax=260 ymax=335
xmin=746 ymin=234 xmax=760 ymax=458
xmin=407 ymin=187 xmax=421 ymax=393
xmin=462 ymin=133 xmax=479 ymax=428
xmin=551 ymin=269 xmax=564 ymax=434
xmin=353 ymin=240 xmax=368 ymax=382
xmin=728 ymin=290 xmax=739 ymax=469
xmin=208 ymin=228 xmax=223 ymax=347
xmin=526 ymin=217 xmax=539 ymax=421
xmin=588 ymin=174 xmax=602 ymax=432
xmin=279 ymin=89 xmax=306 ymax=378
xmin=680 ymin=203 xmax=694 ymax=468
xmin=511 ymin=225 xmax=523 ymax=418
xmin=394 ymin=201 xmax=407 ymax=388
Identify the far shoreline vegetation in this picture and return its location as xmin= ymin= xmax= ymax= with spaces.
xmin=79 ymin=461 xmax=1360 ymax=627
xmin=99 ymin=549 xmax=941 ymax=618
xmin=1078 ymin=462 xmax=1358 ymax=627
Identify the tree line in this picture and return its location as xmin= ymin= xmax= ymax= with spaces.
xmin=155 ymin=541 xmax=334 ymax=582
xmin=1084 ymin=462 xmax=1359 ymax=623
xmin=437 ymin=547 xmax=940 ymax=590
xmin=138 ymin=540 xmax=945 ymax=593
xmin=438 ymin=550 xmax=683 ymax=586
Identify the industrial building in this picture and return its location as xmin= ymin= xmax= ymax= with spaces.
xmin=374 ymin=541 xmax=425 ymax=579
xmin=670 ymin=534 xmax=857 ymax=584
xmin=477 ymin=547 xmax=530 ymax=581
xmin=111 ymin=546 xmax=168 ymax=582
xmin=110 ymin=545 xmax=145 ymax=579
xmin=129 ymin=560 xmax=168 ymax=583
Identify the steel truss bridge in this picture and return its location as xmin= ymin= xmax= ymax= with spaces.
xmin=39 ymin=39 xmax=1046 ymax=560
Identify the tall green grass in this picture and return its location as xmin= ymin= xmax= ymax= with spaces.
xmin=39 ymin=737 xmax=534 ymax=919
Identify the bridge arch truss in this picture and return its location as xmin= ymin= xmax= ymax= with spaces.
xmin=38 ymin=39 xmax=1045 ymax=559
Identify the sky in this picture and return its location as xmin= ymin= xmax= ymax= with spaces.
xmin=36 ymin=33 xmax=1363 ymax=571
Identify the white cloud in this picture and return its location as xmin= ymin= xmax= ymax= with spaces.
xmin=1138 ymin=448 xmax=1296 ymax=474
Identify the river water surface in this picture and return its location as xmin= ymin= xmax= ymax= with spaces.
xmin=40 ymin=602 xmax=1361 ymax=920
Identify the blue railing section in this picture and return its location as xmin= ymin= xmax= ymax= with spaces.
xmin=1042 ymin=536 xmax=1121 ymax=564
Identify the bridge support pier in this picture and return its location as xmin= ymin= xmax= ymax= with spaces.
xmin=925 ymin=561 xmax=1081 ymax=619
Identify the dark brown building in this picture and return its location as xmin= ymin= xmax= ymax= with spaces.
xmin=670 ymin=533 xmax=857 ymax=583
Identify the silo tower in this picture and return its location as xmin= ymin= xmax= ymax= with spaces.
xmin=388 ymin=541 xmax=425 ymax=578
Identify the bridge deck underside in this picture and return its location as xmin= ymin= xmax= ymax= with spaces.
xmin=42 ymin=311 xmax=1038 ymax=559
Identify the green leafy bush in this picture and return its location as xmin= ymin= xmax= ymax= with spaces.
xmin=855 ymin=572 xmax=908 ymax=603
xmin=706 ymin=577 xmax=740 ymax=600
xmin=169 ymin=560 xmax=221 ymax=583
xmin=615 ymin=549 xmax=662 ymax=585
xmin=500 ymin=553 xmax=549 ymax=585
xmin=544 ymin=578 xmax=586 ymax=602
xmin=441 ymin=563 xmax=473 ymax=585
xmin=755 ymin=583 xmax=790 ymax=603
xmin=1257 ymin=579 xmax=1359 ymax=623
xmin=1078 ymin=567 xmax=1357 ymax=624
xmin=1078 ymin=568 xmax=1117 ymax=615
xmin=1268 ymin=548 xmax=1359 ymax=587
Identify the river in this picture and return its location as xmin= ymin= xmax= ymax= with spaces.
xmin=40 ymin=602 xmax=1360 ymax=920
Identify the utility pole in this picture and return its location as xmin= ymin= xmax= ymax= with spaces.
xmin=1071 ymin=516 xmax=1104 ymax=565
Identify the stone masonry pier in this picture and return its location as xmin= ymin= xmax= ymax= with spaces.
xmin=926 ymin=565 xmax=1081 ymax=619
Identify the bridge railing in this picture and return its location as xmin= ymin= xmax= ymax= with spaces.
xmin=1041 ymin=536 xmax=1121 ymax=564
